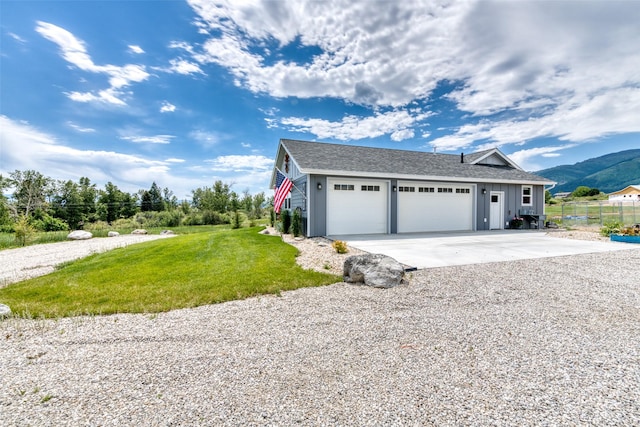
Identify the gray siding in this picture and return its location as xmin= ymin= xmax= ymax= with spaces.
xmin=308 ymin=175 xmax=327 ymax=237
xmin=475 ymin=183 xmax=546 ymax=230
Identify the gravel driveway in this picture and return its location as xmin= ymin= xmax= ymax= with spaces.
xmin=0 ymin=235 xmax=172 ymax=287
xmin=1 ymin=237 xmax=639 ymax=425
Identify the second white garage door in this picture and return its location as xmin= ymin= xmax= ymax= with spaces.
xmin=397 ymin=181 xmax=474 ymax=233
xmin=326 ymin=178 xmax=388 ymax=235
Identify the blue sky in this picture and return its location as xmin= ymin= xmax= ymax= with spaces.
xmin=1 ymin=0 xmax=639 ymax=200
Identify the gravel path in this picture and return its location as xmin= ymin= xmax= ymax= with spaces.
xmin=1 ymin=232 xmax=639 ymax=425
xmin=0 ymin=235 xmax=173 ymax=287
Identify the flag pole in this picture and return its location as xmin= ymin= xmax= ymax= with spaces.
xmin=274 ymin=166 xmax=307 ymax=201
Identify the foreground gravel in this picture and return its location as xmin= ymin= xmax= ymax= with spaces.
xmin=1 ymin=238 xmax=639 ymax=425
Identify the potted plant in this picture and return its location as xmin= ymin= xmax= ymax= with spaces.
xmin=610 ymin=223 xmax=640 ymax=244
xmin=509 ymin=216 xmax=524 ymax=229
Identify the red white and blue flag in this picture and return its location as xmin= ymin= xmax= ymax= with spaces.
xmin=274 ymin=169 xmax=293 ymax=213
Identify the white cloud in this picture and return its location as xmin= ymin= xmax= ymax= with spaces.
xmin=165 ymin=158 xmax=186 ymax=163
xmin=67 ymin=122 xmax=96 ymax=133
xmin=508 ymin=144 xmax=577 ymax=172
xmin=206 ymin=155 xmax=273 ymax=172
xmin=186 ymin=0 xmax=640 ymax=148
xmin=278 ymin=109 xmax=430 ymax=141
xmin=160 ymin=101 xmax=176 ymax=113
xmin=128 ymin=45 xmax=144 ymax=54
xmin=120 ymin=135 xmax=174 ymax=144
xmin=189 ymin=130 xmax=222 ymax=147
xmin=241 ymin=142 xmax=251 ymax=148
xmin=8 ymin=32 xmax=26 ymax=43
xmin=167 ymin=58 xmax=205 ymax=75
xmin=0 ymin=115 xmax=200 ymax=198
xmin=35 ymin=21 xmax=150 ymax=105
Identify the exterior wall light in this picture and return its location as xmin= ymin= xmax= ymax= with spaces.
xmin=392 ymin=186 xmax=397 ymax=192
xmin=317 ymin=182 xmax=322 ymax=190
xmin=482 ymin=188 xmax=487 ymax=195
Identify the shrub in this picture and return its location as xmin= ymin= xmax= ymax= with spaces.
xmin=600 ymin=220 xmax=623 ymax=237
xmin=281 ymin=210 xmax=291 ymax=234
xmin=269 ymin=209 xmax=275 ymax=227
xmin=232 ymin=211 xmax=241 ymax=229
xmin=332 ymin=240 xmax=348 ymax=254
xmin=14 ymin=215 xmax=35 ymax=247
xmin=202 ymin=210 xmax=228 ymax=225
xmin=291 ymin=209 xmax=302 ymax=237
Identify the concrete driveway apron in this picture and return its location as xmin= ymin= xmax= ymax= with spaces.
xmin=334 ymin=230 xmax=637 ymax=269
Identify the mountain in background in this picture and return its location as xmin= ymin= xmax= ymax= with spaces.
xmin=535 ymin=149 xmax=640 ymax=194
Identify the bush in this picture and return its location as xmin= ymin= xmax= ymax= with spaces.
xmin=332 ymin=240 xmax=348 ymax=254
xmin=14 ymin=215 xmax=35 ymax=247
xmin=270 ymin=209 xmax=275 ymax=227
xmin=232 ymin=211 xmax=241 ymax=229
xmin=202 ymin=210 xmax=229 ymax=225
xmin=281 ymin=210 xmax=291 ymax=234
xmin=600 ymin=220 xmax=623 ymax=237
xmin=291 ymin=209 xmax=302 ymax=237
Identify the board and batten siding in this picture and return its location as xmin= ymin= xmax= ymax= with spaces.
xmin=475 ymin=183 xmax=545 ymax=230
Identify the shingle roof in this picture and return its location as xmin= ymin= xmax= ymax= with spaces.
xmin=280 ymin=139 xmax=554 ymax=184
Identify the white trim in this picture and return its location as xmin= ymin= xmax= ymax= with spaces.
xmin=521 ymin=185 xmax=533 ymax=206
xmin=296 ymin=168 xmax=554 ymax=185
xmin=469 ymin=148 xmax=523 ymax=170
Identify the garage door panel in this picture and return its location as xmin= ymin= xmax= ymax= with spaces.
xmin=398 ymin=182 xmax=473 ymax=233
xmin=327 ymin=179 xmax=388 ymax=235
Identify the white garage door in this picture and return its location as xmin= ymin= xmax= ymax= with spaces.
xmin=397 ymin=181 xmax=473 ymax=233
xmin=327 ymin=178 xmax=388 ymax=235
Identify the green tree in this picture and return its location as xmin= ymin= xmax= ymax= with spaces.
xmin=8 ymin=170 xmax=51 ymax=217
xmin=98 ymin=182 xmax=136 ymax=222
xmin=149 ymin=182 xmax=165 ymax=211
xmin=78 ymin=177 xmax=98 ymax=222
xmin=140 ymin=190 xmax=153 ymax=212
xmin=571 ymin=186 xmax=592 ymax=197
xmin=51 ymin=180 xmax=84 ymax=229
xmin=252 ymin=192 xmax=266 ymax=218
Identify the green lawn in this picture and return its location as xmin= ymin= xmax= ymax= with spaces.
xmin=0 ymin=227 xmax=340 ymax=318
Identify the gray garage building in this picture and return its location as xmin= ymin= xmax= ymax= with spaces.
xmin=271 ymin=139 xmax=554 ymax=237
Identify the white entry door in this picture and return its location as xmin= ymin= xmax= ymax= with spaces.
xmin=490 ymin=191 xmax=504 ymax=230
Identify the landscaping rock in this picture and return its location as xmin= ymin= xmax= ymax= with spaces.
xmin=108 ymin=231 xmax=120 ymax=237
xmin=67 ymin=230 xmax=93 ymax=240
xmin=0 ymin=303 xmax=11 ymax=318
xmin=160 ymin=230 xmax=175 ymax=235
xmin=131 ymin=229 xmax=148 ymax=235
xmin=343 ymin=254 xmax=404 ymax=289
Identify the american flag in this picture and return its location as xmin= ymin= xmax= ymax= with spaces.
xmin=274 ymin=170 xmax=293 ymax=213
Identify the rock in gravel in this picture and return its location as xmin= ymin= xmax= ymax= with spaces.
xmin=0 ymin=303 xmax=11 ymax=318
xmin=67 ymin=230 xmax=93 ymax=240
xmin=343 ymin=253 xmax=404 ymax=288
xmin=108 ymin=231 xmax=120 ymax=237
xmin=160 ymin=230 xmax=175 ymax=236
xmin=131 ymin=229 xmax=148 ymax=235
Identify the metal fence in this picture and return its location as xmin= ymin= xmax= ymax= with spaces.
xmin=547 ymin=201 xmax=639 ymax=228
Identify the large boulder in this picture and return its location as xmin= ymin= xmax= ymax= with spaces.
xmin=107 ymin=231 xmax=120 ymax=237
xmin=67 ymin=230 xmax=93 ymax=240
xmin=343 ymin=254 xmax=404 ymax=289
xmin=131 ymin=229 xmax=148 ymax=235
xmin=0 ymin=303 xmax=12 ymax=318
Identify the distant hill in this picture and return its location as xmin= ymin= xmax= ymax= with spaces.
xmin=535 ymin=149 xmax=640 ymax=194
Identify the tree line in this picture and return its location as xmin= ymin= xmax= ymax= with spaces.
xmin=0 ymin=170 xmax=268 ymax=232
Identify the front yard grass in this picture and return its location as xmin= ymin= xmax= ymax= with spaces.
xmin=0 ymin=227 xmax=340 ymax=318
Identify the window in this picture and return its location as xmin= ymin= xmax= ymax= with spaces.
xmin=334 ymin=184 xmax=354 ymax=191
xmin=398 ymin=186 xmax=415 ymax=192
xmin=456 ymin=188 xmax=470 ymax=194
xmin=361 ymin=185 xmax=380 ymax=191
xmin=418 ymin=187 xmax=435 ymax=193
xmin=522 ymin=185 xmax=532 ymax=206
xmin=438 ymin=187 xmax=453 ymax=193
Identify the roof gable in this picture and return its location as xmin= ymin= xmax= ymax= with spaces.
xmin=275 ymin=139 xmax=554 ymax=185
xmin=608 ymin=185 xmax=640 ymax=195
